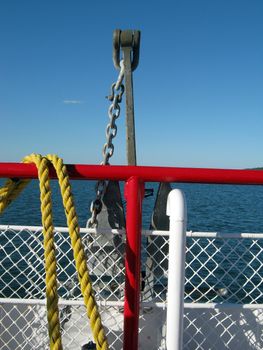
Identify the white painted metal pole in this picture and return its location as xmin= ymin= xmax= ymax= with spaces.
xmin=166 ymin=189 xmax=187 ymax=350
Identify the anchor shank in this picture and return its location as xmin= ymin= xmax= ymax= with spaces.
xmin=123 ymin=46 xmax=137 ymax=166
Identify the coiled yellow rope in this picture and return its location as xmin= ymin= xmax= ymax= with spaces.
xmin=0 ymin=154 xmax=109 ymax=350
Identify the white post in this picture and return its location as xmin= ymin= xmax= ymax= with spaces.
xmin=166 ymin=189 xmax=187 ymax=350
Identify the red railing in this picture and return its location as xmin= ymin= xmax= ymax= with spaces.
xmin=1 ymin=163 xmax=263 ymax=184
xmin=1 ymin=162 xmax=263 ymax=350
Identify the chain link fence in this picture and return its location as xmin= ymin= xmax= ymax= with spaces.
xmin=0 ymin=226 xmax=263 ymax=349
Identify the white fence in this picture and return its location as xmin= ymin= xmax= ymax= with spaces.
xmin=1 ymin=195 xmax=263 ymax=349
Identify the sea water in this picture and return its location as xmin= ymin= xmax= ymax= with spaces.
xmin=1 ymin=179 xmax=263 ymax=233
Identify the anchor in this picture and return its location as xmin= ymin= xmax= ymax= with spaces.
xmin=85 ymin=30 xmax=141 ymax=300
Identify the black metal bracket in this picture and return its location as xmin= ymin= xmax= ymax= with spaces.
xmin=81 ymin=341 xmax=96 ymax=349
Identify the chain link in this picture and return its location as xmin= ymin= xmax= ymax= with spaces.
xmin=87 ymin=61 xmax=125 ymax=228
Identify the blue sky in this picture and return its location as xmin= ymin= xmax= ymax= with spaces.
xmin=0 ymin=1 xmax=262 ymax=169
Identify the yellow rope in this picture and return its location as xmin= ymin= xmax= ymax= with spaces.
xmin=23 ymin=154 xmax=62 ymax=350
xmin=0 ymin=154 xmax=109 ymax=350
xmin=0 ymin=178 xmax=30 ymax=213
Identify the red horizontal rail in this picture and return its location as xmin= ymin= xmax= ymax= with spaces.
xmin=0 ymin=162 xmax=263 ymax=185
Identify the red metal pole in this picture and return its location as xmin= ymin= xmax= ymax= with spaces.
xmin=123 ymin=176 xmax=144 ymax=350
xmin=1 ymin=162 xmax=263 ymax=185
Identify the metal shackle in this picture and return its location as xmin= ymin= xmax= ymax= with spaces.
xmin=113 ymin=29 xmax=141 ymax=71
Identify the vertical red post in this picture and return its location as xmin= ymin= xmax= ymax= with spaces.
xmin=123 ymin=176 xmax=144 ymax=350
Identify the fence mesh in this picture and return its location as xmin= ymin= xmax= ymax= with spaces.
xmin=1 ymin=227 xmax=263 ymax=349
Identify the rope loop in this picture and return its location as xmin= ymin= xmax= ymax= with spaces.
xmin=0 ymin=154 xmax=109 ymax=350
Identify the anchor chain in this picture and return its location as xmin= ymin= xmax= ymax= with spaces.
xmin=87 ymin=61 xmax=125 ymax=228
